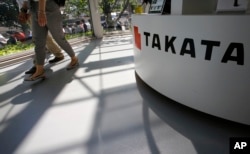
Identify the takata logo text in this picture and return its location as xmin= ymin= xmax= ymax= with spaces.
xmin=133 ymin=26 xmax=244 ymax=65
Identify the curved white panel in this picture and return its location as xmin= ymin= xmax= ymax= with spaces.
xmin=132 ymin=14 xmax=250 ymax=125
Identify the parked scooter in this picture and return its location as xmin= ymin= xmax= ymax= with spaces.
xmin=0 ymin=34 xmax=8 ymax=48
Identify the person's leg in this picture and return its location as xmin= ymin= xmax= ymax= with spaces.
xmin=32 ymin=16 xmax=47 ymax=67
xmin=46 ymin=32 xmax=64 ymax=63
xmin=45 ymin=0 xmax=78 ymax=70
xmin=25 ymin=1 xmax=47 ymax=80
xmin=25 ymin=15 xmax=37 ymax=74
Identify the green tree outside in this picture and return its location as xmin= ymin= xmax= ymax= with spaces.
xmin=1 ymin=0 xmax=136 ymax=56
xmin=0 ymin=0 xmax=19 ymax=28
xmin=63 ymin=0 xmax=89 ymax=18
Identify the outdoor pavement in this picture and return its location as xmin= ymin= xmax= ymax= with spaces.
xmin=0 ymin=34 xmax=250 ymax=154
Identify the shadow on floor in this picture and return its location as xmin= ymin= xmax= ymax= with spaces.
xmin=135 ymin=72 xmax=250 ymax=154
xmin=0 ymin=38 xmax=103 ymax=154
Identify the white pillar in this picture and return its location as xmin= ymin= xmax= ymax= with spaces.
xmin=88 ymin=0 xmax=103 ymax=38
xmin=171 ymin=0 xmax=183 ymax=15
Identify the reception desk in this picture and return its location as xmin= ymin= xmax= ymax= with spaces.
xmin=132 ymin=14 xmax=250 ymax=125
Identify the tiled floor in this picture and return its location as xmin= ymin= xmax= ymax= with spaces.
xmin=0 ymin=35 xmax=249 ymax=154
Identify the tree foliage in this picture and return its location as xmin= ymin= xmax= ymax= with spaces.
xmin=99 ymin=0 xmax=137 ymax=25
xmin=63 ymin=0 xmax=89 ymax=18
xmin=0 ymin=0 xmax=19 ymax=27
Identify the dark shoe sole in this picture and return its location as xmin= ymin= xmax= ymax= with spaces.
xmin=24 ymin=73 xmax=46 ymax=81
xmin=49 ymin=57 xmax=64 ymax=63
xmin=25 ymin=67 xmax=36 ymax=74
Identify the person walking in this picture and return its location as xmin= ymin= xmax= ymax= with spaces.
xmin=23 ymin=0 xmax=78 ymax=81
xmin=17 ymin=0 xmax=65 ymax=75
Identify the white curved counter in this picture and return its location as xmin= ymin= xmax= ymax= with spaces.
xmin=132 ymin=14 xmax=250 ymax=125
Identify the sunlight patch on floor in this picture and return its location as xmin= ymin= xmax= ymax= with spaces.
xmin=15 ymin=98 xmax=98 ymax=154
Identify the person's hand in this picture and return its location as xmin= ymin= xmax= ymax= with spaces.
xmin=38 ymin=11 xmax=47 ymax=27
xmin=18 ymin=12 xmax=29 ymax=24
